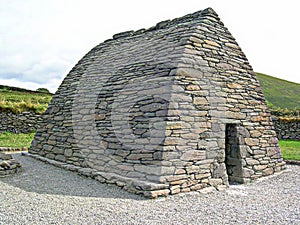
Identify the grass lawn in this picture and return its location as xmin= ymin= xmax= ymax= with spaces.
xmin=0 ymin=132 xmax=299 ymax=161
xmin=0 ymin=132 xmax=35 ymax=148
xmin=278 ymin=140 xmax=300 ymax=161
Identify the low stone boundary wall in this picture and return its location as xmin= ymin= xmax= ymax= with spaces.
xmin=272 ymin=117 xmax=300 ymax=140
xmin=0 ymin=111 xmax=298 ymax=141
xmin=0 ymin=147 xmax=29 ymax=152
xmin=0 ymin=111 xmax=43 ymax=133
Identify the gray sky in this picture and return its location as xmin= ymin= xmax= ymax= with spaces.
xmin=0 ymin=0 xmax=299 ymax=93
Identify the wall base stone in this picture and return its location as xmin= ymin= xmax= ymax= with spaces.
xmin=24 ymin=152 xmax=287 ymax=198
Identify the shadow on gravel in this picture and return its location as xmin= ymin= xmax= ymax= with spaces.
xmin=0 ymin=153 xmax=144 ymax=200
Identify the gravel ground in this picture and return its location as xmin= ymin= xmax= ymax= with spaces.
xmin=0 ymin=154 xmax=299 ymax=225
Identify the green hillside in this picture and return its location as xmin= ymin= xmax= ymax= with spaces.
xmin=0 ymin=85 xmax=52 ymax=114
xmin=256 ymin=72 xmax=299 ymax=110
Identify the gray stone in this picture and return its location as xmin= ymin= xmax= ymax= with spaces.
xmin=181 ymin=150 xmax=206 ymax=161
xmin=0 ymin=153 xmax=13 ymax=160
xmin=0 ymin=160 xmax=10 ymax=168
xmin=55 ymin=155 xmax=66 ymax=162
xmin=0 ymin=154 xmax=21 ymax=176
xmin=64 ymin=149 xmax=73 ymax=157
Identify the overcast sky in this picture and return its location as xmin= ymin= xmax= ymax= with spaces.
xmin=0 ymin=0 xmax=299 ymax=93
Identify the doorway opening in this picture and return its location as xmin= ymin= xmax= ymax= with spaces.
xmin=225 ymin=124 xmax=243 ymax=184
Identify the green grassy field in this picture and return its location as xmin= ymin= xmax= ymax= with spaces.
xmin=0 ymin=132 xmax=35 ymax=148
xmin=0 ymin=132 xmax=299 ymax=161
xmin=278 ymin=140 xmax=300 ymax=161
xmin=0 ymin=85 xmax=52 ymax=114
xmin=256 ymin=72 xmax=300 ymax=110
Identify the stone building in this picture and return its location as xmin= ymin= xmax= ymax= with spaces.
xmin=29 ymin=8 xmax=286 ymax=197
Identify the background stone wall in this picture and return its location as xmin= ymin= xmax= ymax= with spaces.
xmin=1 ymin=111 xmax=298 ymax=141
xmin=0 ymin=111 xmax=43 ymax=133
xmin=272 ymin=117 xmax=300 ymax=140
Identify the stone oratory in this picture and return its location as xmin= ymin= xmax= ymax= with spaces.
xmin=29 ymin=8 xmax=286 ymax=197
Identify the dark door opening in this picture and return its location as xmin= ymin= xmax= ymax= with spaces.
xmin=225 ymin=124 xmax=243 ymax=184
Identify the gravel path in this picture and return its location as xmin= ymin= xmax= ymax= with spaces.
xmin=0 ymin=154 xmax=299 ymax=225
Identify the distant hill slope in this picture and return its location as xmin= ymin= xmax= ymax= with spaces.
xmin=0 ymin=85 xmax=52 ymax=114
xmin=0 ymin=85 xmax=51 ymax=94
xmin=0 ymin=73 xmax=299 ymax=113
xmin=256 ymin=73 xmax=299 ymax=109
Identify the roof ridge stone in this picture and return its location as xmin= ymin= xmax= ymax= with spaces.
xmin=110 ymin=7 xmax=219 ymax=41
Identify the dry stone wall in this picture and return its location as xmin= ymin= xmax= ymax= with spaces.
xmin=29 ymin=8 xmax=285 ymax=198
xmin=0 ymin=111 xmax=43 ymax=133
xmin=273 ymin=117 xmax=300 ymax=140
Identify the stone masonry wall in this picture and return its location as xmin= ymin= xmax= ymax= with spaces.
xmin=157 ymin=11 xmax=286 ymax=191
xmin=273 ymin=117 xmax=300 ymax=140
xmin=0 ymin=111 xmax=43 ymax=133
xmin=29 ymin=8 xmax=285 ymax=198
